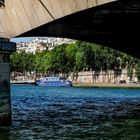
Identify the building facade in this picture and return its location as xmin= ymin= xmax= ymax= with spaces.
xmin=17 ymin=37 xmax=76 ymax=54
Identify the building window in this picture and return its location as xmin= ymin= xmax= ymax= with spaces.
xmin=0 ymin=0 xmax=5 ymax=8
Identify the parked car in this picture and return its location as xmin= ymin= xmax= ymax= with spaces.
xmin=119 ymin=80 xmax=126 ymax=83
xmin=129 ymin=80 xmax=137 ymax=83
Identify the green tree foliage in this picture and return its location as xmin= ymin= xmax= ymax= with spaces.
xmin=10 ymin=52 xmax=35 ymax=73
xmin=10 ymin=41 xmax=140 ymax=80
xmin=65 ymin=43 xmax=78 ymax=72
xmin=50 ymin=44 xmax=68 ymax=74
xmin=127 ymin=65 xmax=133 ymax=81
xmin=75 ymin=51 xmax=86 ymax=71
xmin=10 ymin=52 xmax=21 ymax=72
xmin=35 ymin=52 xmax=46 ymax=73
xmin=135 ymin=62 xmax=140 ymax=82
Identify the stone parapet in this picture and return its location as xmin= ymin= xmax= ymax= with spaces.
xmin=0 ymin=41 xmax=16 ymax=52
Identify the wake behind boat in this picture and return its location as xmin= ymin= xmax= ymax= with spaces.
xmin=35 ymin=76 xmax=72 ymax=87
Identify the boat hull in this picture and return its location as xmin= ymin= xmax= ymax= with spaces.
xmin=35 ymin=80 xmax=72 ymax=87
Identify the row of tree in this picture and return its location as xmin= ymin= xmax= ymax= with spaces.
xmin=10 ymin=41 xmax=140 ymax=81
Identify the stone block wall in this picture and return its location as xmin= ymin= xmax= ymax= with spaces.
xmin=0 ymin=40 xmax=16 ymax=126
xmin=68 ymin=69 xmax=130 ymax=84
xmin=0 ymin=53 xmax=11 ymax=126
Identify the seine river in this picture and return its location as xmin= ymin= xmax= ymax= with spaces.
xmin=0 ymin=85 xmax=140 ymax=140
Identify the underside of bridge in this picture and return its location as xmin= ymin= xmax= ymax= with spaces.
xmin=18 ymin=0 xmax=140 ymax=58
xmin=0 ymin=0 xmax=140 ymax=126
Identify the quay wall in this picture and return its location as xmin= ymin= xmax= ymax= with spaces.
xmin=68 ymin=69 xmax=137 ymax=84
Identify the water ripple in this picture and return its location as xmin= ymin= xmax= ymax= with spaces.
xmin=0 ymin=85 xmax=140 ymax=140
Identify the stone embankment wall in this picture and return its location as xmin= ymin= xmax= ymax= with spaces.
xmin=68 ymin=69 xmax=136 ymax=84
xmin=0 ymin=53 xmax=11 ymax=126
xmin=0 ymin=40 xmax=16 ymax=126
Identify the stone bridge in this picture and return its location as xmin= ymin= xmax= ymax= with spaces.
xmin=0 ymin=0 xmax=140 ymax=125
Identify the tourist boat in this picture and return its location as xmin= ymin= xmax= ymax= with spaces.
xmin=35 ymin=76 xmax=72 ymax=87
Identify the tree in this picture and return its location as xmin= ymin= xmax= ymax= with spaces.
xmin=75 ymin=51 xmax=86 ymax=71
xmin=65 ymin=43 xmax=78 ymax=72
xmin=10 ymin=52 xmax=23 ymax=72
xmin=50 ymin=44 xmax=69 ymax=76
xmin=135 ymin=62 xmax=140 ymax=82
xmin=35 ymin=52 xmax=46 ymax=74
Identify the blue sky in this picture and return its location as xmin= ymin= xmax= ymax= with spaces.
xmin=10 ymin=37 xmax=55 ymax=43
xmin=10 ymin=37 xmax=36 ymax=43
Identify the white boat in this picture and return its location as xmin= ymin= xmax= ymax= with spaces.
xmin=35 ymin=77 xmax=72 ymax=87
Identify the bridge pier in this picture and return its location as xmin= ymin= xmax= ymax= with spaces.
xmin=0 ymin=39 xmax=16 ymax=126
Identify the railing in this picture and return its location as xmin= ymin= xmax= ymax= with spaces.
xmin=0 ymin=0 xmax=5 ymax=8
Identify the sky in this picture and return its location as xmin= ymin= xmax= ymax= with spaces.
xmin=10 ymin=37 xmax=36 ymax=43
xmin=10 ymin=37 xmax=51 ymax=43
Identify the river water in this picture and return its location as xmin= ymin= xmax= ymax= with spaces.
xmin=0 ymin=85 xmax=140 ymax=140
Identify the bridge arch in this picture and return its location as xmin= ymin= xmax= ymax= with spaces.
xmin=17 ymin=0 xmax=140 ymax=58
xmin=0 ymin=0 xmax=140 ymax=126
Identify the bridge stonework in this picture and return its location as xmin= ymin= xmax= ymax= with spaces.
xmin=0 ymin=0 xmax=115 ymax=126
xmin=0 ymin=0 xmax=140 ymax=126
xmin=0 ymin=0 xmax=115 ymax=39
xmin=0 ymin=39 xmax=16 ymax=126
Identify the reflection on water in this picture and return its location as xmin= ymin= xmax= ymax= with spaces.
xmin=0 ymin=85 xmax=140 ymax=140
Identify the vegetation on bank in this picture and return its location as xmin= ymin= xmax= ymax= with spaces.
xmin=10 ymin=41 xmax=140 ymax=82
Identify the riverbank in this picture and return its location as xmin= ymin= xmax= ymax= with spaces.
xmin=73 ymin=83 xmax=140 ymax=89
xmin=10 ymin=80 xmax=140 ymax=89
xmin=10 ymin=80 xmax=35 ymax=85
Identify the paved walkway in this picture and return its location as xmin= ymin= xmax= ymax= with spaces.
xmin=73 ymin=83 xmax=140 ymax=88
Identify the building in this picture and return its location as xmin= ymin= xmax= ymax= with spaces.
xmin=16 ymin=37 xmax=76 ymax=54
